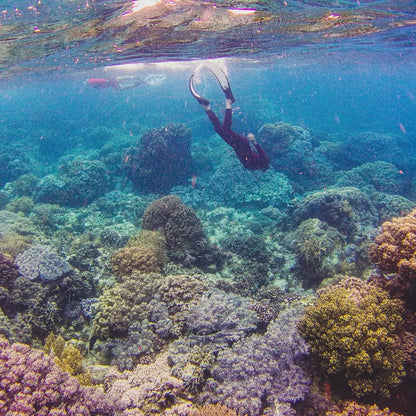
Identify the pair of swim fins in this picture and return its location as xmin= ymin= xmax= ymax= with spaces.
xmin=189 ymin=64 xmax=235 ymax=106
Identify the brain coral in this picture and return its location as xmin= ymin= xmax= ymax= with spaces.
xmin=298 ymin=277 xmax=406 ymax=398
xmin=111 ymin=230 xmax=167 ymax=278
xmin=0 ymin=336 xmax=113 ymax=415
xmin=370 ymin=207 xmax=416 ymax=279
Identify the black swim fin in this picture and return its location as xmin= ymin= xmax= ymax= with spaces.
xmin=189 ymin=74 xmax=210 ymax=106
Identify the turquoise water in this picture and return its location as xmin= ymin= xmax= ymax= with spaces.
xmin=1 ymin=1 xmax=416 ymax=416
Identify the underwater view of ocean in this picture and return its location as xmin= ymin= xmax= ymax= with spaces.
xmin=1 ymin=1 xmax=416 ymax=415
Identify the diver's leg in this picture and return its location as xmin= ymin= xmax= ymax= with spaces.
xmin=223 ymin=99 xmax=233 ymax=130
xmin=205 ymin=107 xmax=224 ymax=136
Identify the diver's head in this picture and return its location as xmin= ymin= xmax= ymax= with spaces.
xmin=247 ymin=133 xmax=256 ymax=144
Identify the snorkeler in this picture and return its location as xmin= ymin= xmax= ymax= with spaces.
xmin=189 ymin=65 xmax=270 ymax=171
xmin=86 ymin=75 xmax=144 ymax=90
xmin=87 ymin=74 xmax=166 ymax=90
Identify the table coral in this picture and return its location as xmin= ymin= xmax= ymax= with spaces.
xmin=15 ymin=245 xmax=71 ymax=281
xmin=298 ymin=277 xmax=406 ymax=398
xmin=0 ymin=336 xmax=113 ymax=415
xmin=370 ymin=207 xmax=416 ymax=279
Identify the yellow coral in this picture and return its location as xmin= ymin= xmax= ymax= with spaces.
xmin=325 ymin=401 xmax=403 ymax=416
xmin=299 ymin=278 xmax=406 ymax=398
xmin=44 ymin=333 xmax=91 ymax=385
xmin=191 ymin=403 xmax=240 ymax=416
xmin=370 ymin=207 xmax=416 ymax=278
xmin=111 ymin=230 xmax=166 ymax=278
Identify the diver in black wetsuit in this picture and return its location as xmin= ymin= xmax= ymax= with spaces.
xmin=189 ymin=65 xmax=270 ymax=172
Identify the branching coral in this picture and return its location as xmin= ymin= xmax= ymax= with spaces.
xmin=111 ymin=230 xmax=167 ymax=278
xmin=298 ymin=277 xmax=406 ymax=398
xmin=93 ymin=272 xmax=164 ymax=339
xmin=44 ymin=333 xmax=92 ymax=385
xmin=0 ymin=336 xmax=113 ymax=415
xmin=370 ymin=207 xmax=416 ymax=279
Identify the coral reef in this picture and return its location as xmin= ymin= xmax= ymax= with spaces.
xmin=0 ymin=336 xmax=113 ymax=415
xmin=185 ymin=289 xmax=259 ymax=347
xmin=0 ymin=250 xmax=19 ymax=290
xmin=44 ymin=333 xmax=92 ymax=385
xmin=93 ymin=273 xmax=208 ymax=369
xmin=0 ymin=210 xmax=38 ymax=257
xmin=191 ymin=403 xmax=239 ymax=416
xmin=93 ymin=273 xmax=164 ymax=340
xmin=104 ymin=353 xmax=187 ymax=415
xmin=289 ymin=187 xmax=378 ymax=241
xmin=326 ymin=401 xmax=403 ymax=416
xmin=16 ymin=245 xmax=72 ymax=281
xmin=124 ymin=123 xmax=193 ymax=194
xmin=288 ymin=218 xmax=347 ymax=287
xmin=34 ymin=159 xmax=111 ymax=207
xmin=370 ymin=207 xmax=416 ymax=279
xmin=201 ymin=306 xmax=309 ymax=416
xmin=335 ymin=161 xmax=410 ymax=197
xmin=203 ymin=159 xmax=293 ymax=209
xmin=299 ymin=277 xmax=406 ymax=398
xmin=257 ymin=122 xmax=333 ymax=189
xmin=111 ymin=230 xmax=167 ymax=277
xmin=141 ymin=195 xmax=223 ymax=270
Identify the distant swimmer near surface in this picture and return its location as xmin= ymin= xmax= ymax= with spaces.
xmin=87 ymin=74 xmax=166 ymax=90
xmin=189 ymin=65 xmax=270 ymax=171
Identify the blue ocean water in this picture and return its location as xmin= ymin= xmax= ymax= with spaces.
xmin=1 ymin=1 xmax=416 ymax=415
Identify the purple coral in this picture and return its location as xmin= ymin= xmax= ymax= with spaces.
xmin=203 ymin=306 xmax=310 ymax=416
xmin=0 ymin=337 xmax=113 ymax=415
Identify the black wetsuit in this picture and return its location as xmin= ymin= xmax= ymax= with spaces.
xmin=206 ymin=107 xmax=270 ymax=171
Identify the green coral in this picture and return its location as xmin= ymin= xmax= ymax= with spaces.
xmin=5 ymin=196 xmax=34 ymax=215
xmin=299 ymin=277 xmax=406 ymax=398
xmin=93 ymin=272 xmax=164 ymax=339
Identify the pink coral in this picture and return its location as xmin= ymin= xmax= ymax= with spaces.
xmin=0 ymin=336 xmax=113 ymax=415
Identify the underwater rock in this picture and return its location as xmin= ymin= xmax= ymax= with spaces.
xmin=15 ymin=245 xmax=71 ymax=281
xmin=124 ymin=123 xmax=193 ymax=194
